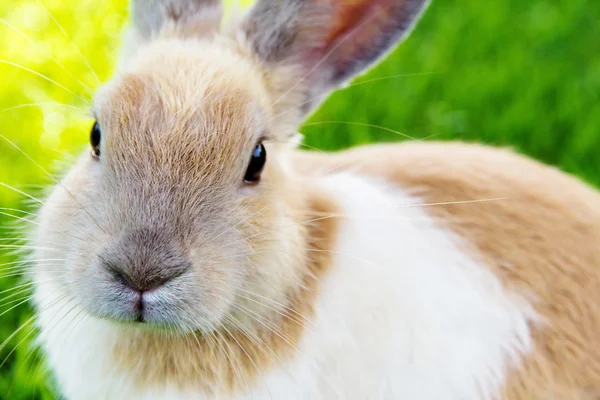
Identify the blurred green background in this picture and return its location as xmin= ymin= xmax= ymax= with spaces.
xmin=0 ymin=0 xmax=599 ymax=398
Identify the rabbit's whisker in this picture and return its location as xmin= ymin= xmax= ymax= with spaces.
xmin=0 ymin=211 xmax=89 ymax=244
xmin=35 ymin=0 xmax=102 ymax=86
xmin=400 ymin=197 xmax=510 ymax=209
xmin=0 ymin=281 xmax=38 ymax=297
xmin=0 ymin=258 xmax=66 ymax=269
xmin=228 ymin=301 xmax=337 ymax=393
xmin=224 ymin=283 xmax=315 ymax=328
xmin=0 ymin=102 xmax=88 ymax=115
xmin=223 ymin=313 xmax=289 ymax=395
xmin=0 ymin=291 xmax=71 ymax=356
xmin=0 ymin=244 xmax=65 ymax=252
xmin=0 ymin=266 xmax=65 ymax=279
xmin=271 ymin=71 xmax=437 ymax=122
xmin=0 ymin=321 xmax=38 ymax=371
xmin=0 ymin=18 xmax=93 ymax=94
xmin=15 ymin=300 xmax=81 ymax=394
xmin=0 ymin=182 xmax=44 ymax=205
xmin=214 ymin=322 xmax=252 ymax=394
xmin=0 ymin=208 xmax=38 ymax=216
xmin=0 ymin=132 xmax=108 ymax=235
xmin=203 ymin=204 xmax=272 ymax=248
xmin=0 ymin=295 xmax=34 ymax=318
xmin=0 ymin=60 xmax=89 ymax=104
xmin=219 ymin=317 xmax=270 ymax=398
xmin=303 ymin=120 xmax=419 ymax=141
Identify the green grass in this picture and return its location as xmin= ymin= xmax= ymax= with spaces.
xmin=0 ymin=0 xmax=599 ymax=398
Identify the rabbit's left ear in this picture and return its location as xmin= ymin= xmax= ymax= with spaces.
xmin=131 ymin=0 xmax=223 ymax=39
xmin=242 ymin=0 xmax=430 ymax=114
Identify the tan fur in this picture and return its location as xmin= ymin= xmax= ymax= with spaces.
xmin=292 ymin=142 xmax=600 ymax=399
xmin=112 ymin=184 xmax=340 ymax=395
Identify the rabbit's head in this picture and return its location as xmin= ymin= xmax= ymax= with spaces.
xmin=34 ymin=0 xmax=429 ymax=332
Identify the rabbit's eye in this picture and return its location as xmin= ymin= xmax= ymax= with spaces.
xmin=244 ymin=143 xmax=266 ymax=183
xmin=90 ymin=121 xmax=101 ymax=158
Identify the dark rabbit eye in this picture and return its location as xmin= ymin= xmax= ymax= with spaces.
xmin=244 ymin=143 xmax=266 ymax=183
xmin=91 ymin=121 xmax=101 ymax=157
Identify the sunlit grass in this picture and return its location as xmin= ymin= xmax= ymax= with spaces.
xmin=0 ymin=0 xmax=599 ymax=397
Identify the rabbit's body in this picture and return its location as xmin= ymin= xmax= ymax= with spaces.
xmin=29 ymin=0 xmax=600 ymax=398
xmin=35 ymin=142 xmax=600 ymax=399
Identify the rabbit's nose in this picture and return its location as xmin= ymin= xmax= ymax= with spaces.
xmin=100 ymin=227 xmax=191 ymax=293
xmin=108 ymin=264 xmax=186 ymax=293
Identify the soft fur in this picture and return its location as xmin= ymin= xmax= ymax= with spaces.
xmin=31 ymin=0 xmax=600 ymax=399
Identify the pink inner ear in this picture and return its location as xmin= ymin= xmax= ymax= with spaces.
xmin=326 ymin=0 xmax=377 ymax=44
xmin=308 ymin=0 xmax=407 ymax=83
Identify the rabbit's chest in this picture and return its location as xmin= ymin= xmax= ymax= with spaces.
xmin=234 ymin=173 xmax=538 ymax=400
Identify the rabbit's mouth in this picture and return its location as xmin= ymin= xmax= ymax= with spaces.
xmin=63 ymin=252 xmax=239 ymax=334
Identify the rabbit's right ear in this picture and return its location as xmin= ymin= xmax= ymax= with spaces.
xmin=241 ymin=0 xmax=430 ymax=117
xmin=130 ymin=0 xmax=223 ymax=40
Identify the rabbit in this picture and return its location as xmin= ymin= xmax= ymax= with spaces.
xmin=29 ymin=0 xmax=600 ymax=399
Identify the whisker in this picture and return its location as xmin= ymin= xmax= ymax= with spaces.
xmin=0 ymin=292 xmax=69 ymax=356
xmin=222 ymin=313 xmax=303 ymax=396
xmin=303 ymin=120 xmax=418 ymax=141
xmin=0 ymin=280 xmax=37 ymax=297
xmin=0 ymin=244 xmax=65 ymax=252
xmin=298 ymin=212 xmax=457 ymax=226
xmin=0 ymin=258 xmax=65 ymax=269
xmin=0 ymin=207 xmax=37 ymax=216
xmin=212 ymin=323 xmax=251 ymax=395
xmin=223 ymin=314 xmax=278 ymax=363
xmin=203 ymin=204 xmax=272 ymax=248
xmin=0 ymin=102 xmax=87 ymax=115
xmin=0 ymin=322 xmax=38 ymax=371
xmin=296 ymin=141 xmax=327 ymax=152
xmin=272 ymin=71 xmax=437 ymax=121
xmin=229 ymin=300 xmax=338 ymax=395
xmin=0 ymin=133 xmax=108 ymax=235
xmin=0 ymin=266 xmax=65 ymax=279
xmin=227 ymin=283 xmax=314 ymax=328
xmin=0 ymin=182 xmax=44 ymax=205
xmin=230 ymin=302 xmax=296 ymax=350
xmin=398 ymin=197 xmax=510 ymax=209
xmin=44 ymin=301 xmax=83 ymax=373
xmin=0 ymin=210 xmax=88 ymax=245
xmin=350 ymin=71 xmax=438 ymax=87
xmin=307 ymin=247 xmax=384 ymax=270
xmin=0 ymin=314 xmax=38 ymax=356
xmin=181 ymin=320 xmax=206 ymax=362
xmin=35 ymin=0 xmax=102 ymax=86
xmin=0 ymin=60 xmax=88 ymax=104
xmin=0 ymin=18 xmax=93 ymax=93
xmin=13 ymin=333 xmax=48 ymax=397
xmin=0 ymin=236 xmax=72 ymax=250
xmin=219 ymin=319 xmax=271 ymax=398
xmin=216 ymin=230 xmax=270 ymax=251
xmin=0 ymin=295 xmax=33 ymax=318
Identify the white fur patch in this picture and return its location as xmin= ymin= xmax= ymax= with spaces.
xmin=34 ymin=172 xmax=536 ymax=399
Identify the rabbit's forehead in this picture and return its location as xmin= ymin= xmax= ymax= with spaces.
xmin=96 ymin=39 xmax=269 ymax=141
xmin=95 ymin=63 xmax=268 ymax=180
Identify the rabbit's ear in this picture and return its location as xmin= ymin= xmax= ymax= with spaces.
xmin=242 ymin=0 xmax=429 ymax=113
xmin=131 ymin=0 xmax=223 ymax=39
